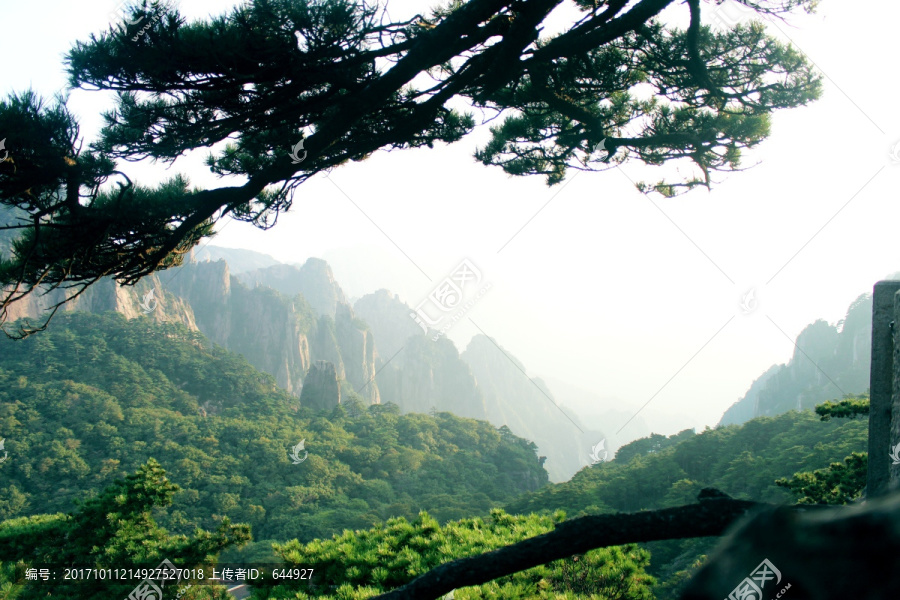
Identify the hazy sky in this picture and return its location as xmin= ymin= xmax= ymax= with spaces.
xmin=3 ymin=0 xmax=900 ymax=440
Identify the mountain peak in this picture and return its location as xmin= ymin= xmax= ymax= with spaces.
xmin=235 ymin=258 xmax=348 ymax=317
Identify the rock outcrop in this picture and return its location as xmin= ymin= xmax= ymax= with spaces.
xmin=191 ymin=245 xmax=280 ymax=274
xmin=354 ymin=289 xmax=484 ymax=417
xmin=300 ymin=360 xmax=341 ymax=411
xmin=166 ymin=260 xmax=378 ymax=402
xmin=354 ymin=290 xmax=597 ymax=481
xmin=4 ymin=246 xmax=380 ymax=405
xmin=3 ymin=274 xmax=197 ymax=333
xmin=354 ymin=289 xmax=425 ymax=362
xmin=378 ymin=334 xmax=487 ymax=417
xmin=334 ymin=303 xmax=380 ymax=404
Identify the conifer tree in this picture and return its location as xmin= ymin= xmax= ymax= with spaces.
xmin=0 ymin=0 xmax=821 ymax=335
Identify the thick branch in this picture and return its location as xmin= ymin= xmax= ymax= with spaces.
xmin=130 ymin=0 xmax=518 ymax=274
xmin=370 ymin=490 xmax=829 ymax=600
xmin=526 ymin=0 xmax=674 ymax=65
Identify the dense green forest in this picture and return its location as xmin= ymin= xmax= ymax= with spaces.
xmin=0 ymin=313 xmax=548 ymax=545
xmin=506 ymin=409 xmax=866 ymax=517
xmin=503 ymin=400 xmax=868 ymax=599
xmin=0 ymin=313 xmax=873 ymax=599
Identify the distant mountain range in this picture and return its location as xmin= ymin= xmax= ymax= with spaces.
xmin=718 ymin=293 xmax=872 ymax=426
xmin=4 ymin=225 xmax=884 ymax=478
xmin=2 ymin=237 xmax=609 ymax=481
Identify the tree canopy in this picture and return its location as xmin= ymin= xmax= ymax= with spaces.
xmin=0 ymin=312 xmax=549 ymax=543
xmin=0 ymin=0 xmax=821 ymax=334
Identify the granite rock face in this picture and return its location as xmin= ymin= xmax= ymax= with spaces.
xmin=5 ymin=251 xmax=381 ymax=405
xmin=300 ymin=360 xmax=341 ymax=412
xmin=354 ymin=290 xmax=598 ymax=482
xmin=354 ymin=289 xmax=424 ymax=361
xmin=167 ymin=261 xmax=379 ymax=403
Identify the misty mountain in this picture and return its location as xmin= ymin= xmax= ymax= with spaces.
xmin=1 ymin=233 xmax=679 ymax=481
xmin=542 ymin=376 xmax=698 ymax=455
xmin=234 ymin=258 xmax=350 ymax=318
xmin=718 ymin=293 xmax=871 ymax=426
xmin=0 ymin=312 xmax=548 ymax=543
xmin=192 ymin=245 xmax=281 ymax=274
xmin=2 ymin=270 xmax=198 ymax=333
xmin=461 ymin=334 xmax=605 ymax=482
xmin=352 ymin=288 xmax=601 ymax=481
xmin=2 ymin=241 xmax=381 ymax=406
xmin=163 ymin=259 xmax=381 ymax=404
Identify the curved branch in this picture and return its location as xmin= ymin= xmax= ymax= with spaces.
xmin=370 ymin=490 xmax=829 ymax=600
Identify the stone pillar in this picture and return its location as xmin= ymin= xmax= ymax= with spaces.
xmin=867 ymin=281 xmax=900 ymax=498
xmin=299 ymin=360 xmax=341 ymax=412
xmin=891 ymin=290 xmax=900 ymax=493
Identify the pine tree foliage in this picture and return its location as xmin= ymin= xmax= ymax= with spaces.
xmin=1 ymin=0 xmax=821 ymax=334
xmin=0 ymin=458 xmax=248 ymax=599
xmin=256 ymin=509 xmax=655 ymax=599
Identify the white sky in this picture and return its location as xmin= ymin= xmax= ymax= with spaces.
xmin=3 ymin=0 xmax=900 ymax=440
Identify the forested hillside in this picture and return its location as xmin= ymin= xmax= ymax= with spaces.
xmin=503 ymin=407 xmax=868 ymax=598
xmin=0 ymin=313 xmax=548 ymax=545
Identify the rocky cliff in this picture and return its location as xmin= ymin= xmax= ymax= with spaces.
xmin=191 ymin=245 xmax=280 ymax=274
xmin=718 ymin=293 xmax=872 ymax=426
xmin=3 ymin=246 xmax=380 ymax=404
xmin=3 ymin=273 xmax=197 ymax=334
xmin=377 ymin=334 xmax=487 ymax=417
xmin=236 ymin=258 xmax=348 ymax=317
xmin=165 ymin=260 xmax=379 ymax=403
xmin=353 ymin=289 xmax=423 ymax=362
xmin=354 ymin=290 xmax=484 ymax=417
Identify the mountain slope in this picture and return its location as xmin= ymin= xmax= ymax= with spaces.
xmin=354 ymin=289 xmax=487 ymax=418
xmin=354 ymin=290 xmax=605 ymax=482
xmin=462 ymin=334 xmax=604 ymax=482
xmin=719 ymin=293 xmax=871 ymax=426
